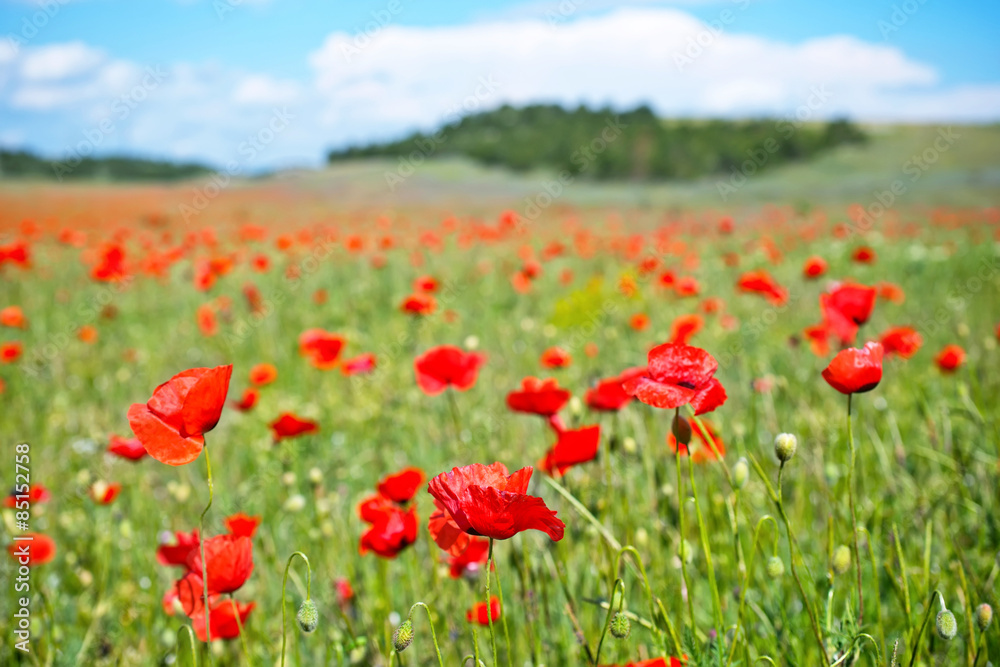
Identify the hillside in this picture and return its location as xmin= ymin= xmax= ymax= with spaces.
xmin=327 ymin=104 xmax=868 ymax=182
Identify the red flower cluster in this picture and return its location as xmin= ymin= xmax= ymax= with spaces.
xmin=358 ymin=467 xmax=424 ymax=559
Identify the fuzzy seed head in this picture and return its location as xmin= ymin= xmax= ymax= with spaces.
xmin=610 ymin=612 xmax=631 ymax=640
xmin=936 ymin=610 xmax=957 ymax=640
xmin=774 ymin=433 xmax=798 ymax=463
xmin=296 ymin=599 xmax=319 ymax=633
xmin=766 ymin=556 xmax=785 ymax=579
xmin=976 ymin=603 xmax=993 ymax=632
xmin=732 ymin=457 xmax=749 ymax=490
xmin=393 ymin=619 xmax=414 ymax=652
xmin=832 ymin=545 xmax=851 ymax=575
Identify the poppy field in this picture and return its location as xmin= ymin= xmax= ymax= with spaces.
xmin=1 ymin=187 xmax=999 ymax=667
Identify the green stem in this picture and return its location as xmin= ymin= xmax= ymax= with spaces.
xmin=280 ymin=551 xmax=312 ymax=667
xmin=492 ymin=548 xmax=513 ymax=667
xmin=406 ymin=603 xmax=445 ymax=667
xmin=615 ymin=545 xmax=682 ymax=657
xmin=178 ymin=624 xmax=198 ymax=667
xmin=908 ymin=590 xmax=942 ymax=667
xmin=229 ymin=594 xmax=251 ymax=664
xmin=688 ymin=451 xmax=724 ymax=633
xmin=199 ymin=446 xmax=214 ymax=648
xmin=675 ymin=444 xmax=695 ymax=631
xmin=486 ymin=538 xmax=498 ymax=665
xmin=595 ymin=578 xmax=625 ymax=665
xmin=846 ymin=393 xmax=864 ymax=625
xmin=726 ymin=516 xmax=779 ymax=667
xmin=542 ymin=475 xmax=621 ymax=551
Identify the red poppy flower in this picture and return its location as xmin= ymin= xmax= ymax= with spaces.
xmin=414 ymin=346 xmax=486 ymax=395
xmin=737 ymin=270 xmax=788 ymax=305
xmin=376 ymin=467 xmax=426 ymax=504
xmin=90 ymin=481 xmax=122 ymax=504
xmin=467 ymin=596 xmax=501 ymax=625
xmin=539 ymin=424 xmax=601 ymax=476
xmin=877 ymin=282 xmax=905 ymax=304
xmin=78 ymin=325 xmax=98 ymax=343
xmin=108 ymin=434 xmax=147 ymax=461
xmin=269 ymin=412 xmax=319 ymax=440
xmin=400 ymin=292 xmax=436 ymax=316
xmin=934 ymin=344 xmax=966 ymax=372
xmin=4 ymin=484 xmax=51 ymax=508
xmin=248 ymin=363 xmax=277 ymax=387
xmin=0 ymin=240 xmax=30 ymax=268
xmin=340 ymin=353 xmax=377 ymax=376
xmin=506 ymin=377 xmax=571 ymax=417
xmin=667 ymin=419 xmax=725 ymax=463
xmin=822 ymin=341 xmax=884 ymax=394
xmin=585 ymin=367 xmax=645 ymax=412
xmin=1 ymin=341 xmax=23 ymax=363
xmin=852 ymin=246 xmax=876 ymax=264
xmin=7 ymin=533 xmax=56 ymax=567
xmin=675 ymin=276 xmax=700 ymax=297
xmin=801 ymin=324 xmax=831 ymax=356
xmin=334 ymin=577 xmax=354 ymax=605
xmin=157 ymin=530 xmax=200 ymax=567
xmin=623 ymin=343 xmax=727 ymax=415
xmin=358 ymin=495 xmax=419 ymax=558
xmin=803 ymin=255 xmax=828 ymax=279
xmin=879 ymin=326 xmax=923 ymax=359
xmin=447 ymin=536 xmax=490 ymax=579
xmin=190 ymin=597 xmax=255 ymax=642
xmin=91 ymin=243 xmax=127 ymax=282
xmin=232 ymin=388 xmax=259 ymax=411
xmin=127 ymin=365 xmax=233 ymax=466
xmin=602 ymin=659 xmax=684 ymax=667
xmin=427 ymin=462 xmax=564 ymax=544
xmin=196 ymin=303 xmax=217 ymax=337
xmin=658 ymin=270 xmax=676 ymax=288
xmin=630 ymin=313 xmax=650 ymax=331
xmin=299 ymin=329 xmax=345 ymax=370
xmin=225 ymin=513 xmax=261 ymax=539
xmin=821 ymin=283 xmax=877 ymax=332
xmin=186 ymin=534 xmax=254 ymax=594
xmin=670 ymin=314 xmax=704 ymax=345
xmin=0 ymin=305 xmax=27 ymax=328
xmin=540 ymin=347 xmax=572 ymax=369
xmin=413 ymin=275 xmax=439 ymax=292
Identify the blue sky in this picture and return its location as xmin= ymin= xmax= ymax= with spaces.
xmin=2 ymin=0 xmax=999 ymax=169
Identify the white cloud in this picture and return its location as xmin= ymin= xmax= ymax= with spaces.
xmin=233 ymin=74 xmax=302 ymax=105
xmin=19 ymin=41 xmax=104 ymax=81
xmin=308 ymin=6 xmax=993 ymax=141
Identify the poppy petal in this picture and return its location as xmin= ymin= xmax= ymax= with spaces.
xmin=128 ymin=403 xmax=205 ymax=466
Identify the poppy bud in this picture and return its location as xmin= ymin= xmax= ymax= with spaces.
xmin=672 ymin=414 xmax=692 ymax=447
xmin=296 ymin=599 xmax=318 ymax=634
xmin=732 ymin=457 xmax=749 ymax=489
xmin=976 ymin=603 xmax=993 ymax=632
xmin=832 ymin=545 xmax=851 ymax=575
xmin=936 ymin=609 xmax=957 ymax=640
xmin=610 ymin=612 xmax=630 ymax=640
xmin=392 ymin=618 xmax=414 ymax=652
xmin=766 ymin=556 xmax=785 ymax=579
xmin=774 ymin=433 xmax=797 ymax=463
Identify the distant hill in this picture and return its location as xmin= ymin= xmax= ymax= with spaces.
xmin=0 ymin=149 xmax=211 ymax=182
xmin=327 ymin=104 xmax=868 ymax=181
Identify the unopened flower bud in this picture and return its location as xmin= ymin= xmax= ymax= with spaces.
xmin=774 ymin=433 xmax=797 ymax=463
xmin=976 ymin=603 xmax=993 ymax=632
xmin=832 ymin=545 xmax=851 ymax=575
xmin=393 ymin=619 xmax=414 ymax=652
xmin=672 ymin=415 xmax=692 ymax=447
xmin=936 ymin=609 xmax=957 ymax=640
xmin=610 ymin=612 xmax=630 ymax=639
xmin=766 ymin=556 xmax=785 ymax=579
xmin=296 ymin=599 xmax=318 ymax=633
xmin=732 ymin=458 xmax=749 ymax=489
